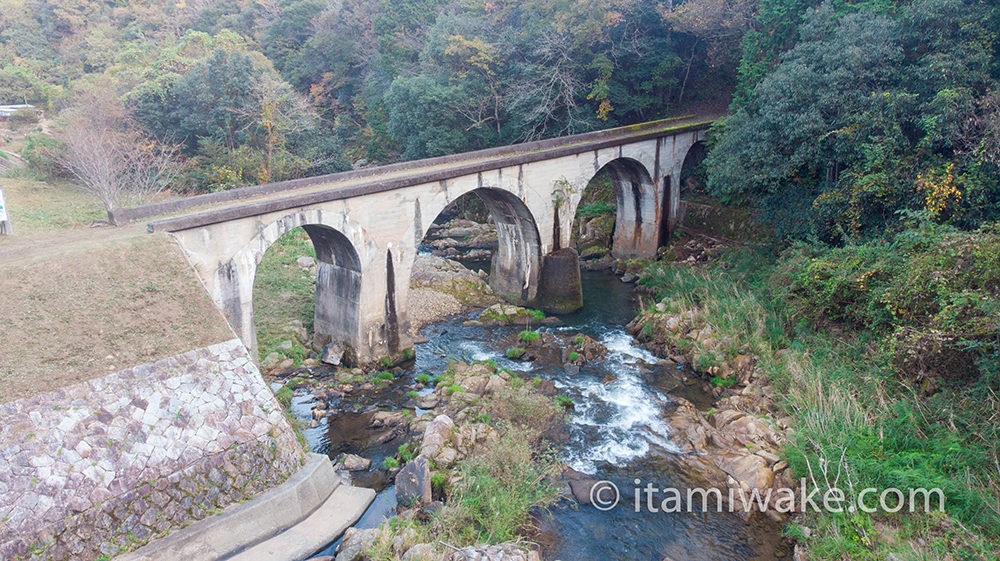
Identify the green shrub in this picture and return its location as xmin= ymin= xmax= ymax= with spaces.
xmin=446 ymin=384 xmax=462 ymax=395
xmin=568 ymin=351 xmax=579 ymax=362
xmin=21 ymin=134 xmax=65 ymax=181
xmin=416 ymin=373 xmax=431 ymax=384
xmin=407 ymin=390 xmax=419 ymax=399
xmin=382 ymin=456 xmax=399 ymax=470
xmin=374 ymin=371 xmax=394 ymax=382
xmin=529 ymin=309 xmax=545 ymax=321
xmin=574 ymin=336 xmax=586 ymax=346
xmin=431 ymin=472 xmax=448 ymax=493
xmin=555 ymin=396 xmax=574 ymax=409
xmin=576 ymin=201 xmax=616 ymax=218
xmin=398 ymin=443 xmax=416 ymax=462
xmin=710 ymin=375 xmax=735 ymax=387
xmin=519 ymin=330 xmax=541 ymax=343
xmin=638 ymin=245 xmax=1000 ymax=552
xmin=505 ymin=347 xmax=525 ymax=359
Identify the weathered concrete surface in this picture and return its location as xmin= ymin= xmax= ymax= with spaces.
xmin=117 ymin=453 xmax=372 ymax=561
xmin=228 ymin=483 xmax=374 ymax=561
xmin=0 ymin=339 xmax=303 ymax=561
xmin=536 ymin=248 xmax=584 ymax=314
xmin=144 ymin=116 xmax=711 ymax=363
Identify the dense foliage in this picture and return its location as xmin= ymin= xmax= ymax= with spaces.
xmin=640 ymin=246 xmax=999 ymax=558
xmin=1 ymin=0 xmax=732 ymax=192
xmin=707 ymin=0 xmax=1000 ymax=241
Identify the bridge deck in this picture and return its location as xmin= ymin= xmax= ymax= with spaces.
xmin=127 ymin=114 xmax=717 ymax=233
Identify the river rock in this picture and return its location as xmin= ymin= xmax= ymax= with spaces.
xmin=435 ymin=446 xmax=458 ymax=468
xmin=401 ymin=543 xmax=437 ymax=560
xmin=321 ymin=343 xmax=345 ymax=366
xmin=484 ymin=375 xmax=506 ymax=394
xmin=338 ymin=453 xmax=370 ymax=471
xmin=335 ymin=527 xmax=378 ymax=561
xmin=409 ymin=254 xmax=499 ymax=332
xmin=396 ymin=455 xmax=433 ymax=507
xmin=714 ymin=453 xmax=774 ymax=491
xmin=415 ymin=394 xmax=439 ymax=409
xmin=371 ymin=410 xmax=408 ymax=428
xmin=449 ymin=543 xmax=540 ymax=561
xmin=460 ymin=375 xmax=489 ymax=396
xmin=562 ymin=467 xmax=599 ymax=505
xmin=262 ymin=352 xmax=283 ymax=370
xmin=421 ymin=414 xmax=455 ymax=458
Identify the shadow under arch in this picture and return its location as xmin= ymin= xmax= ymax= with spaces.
xmin=242 ymin=212 xmax=365 ymax=364
xmin=299 ymin=224 xmax=362 ymax=357
xmin=421 ymin=187 xmax=543 ymax=306
xmin=586 ymin=157 xmax=657 ymax=258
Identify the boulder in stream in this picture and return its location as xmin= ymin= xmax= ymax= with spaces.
xmin=396 ymin=455 xmax=433 ymax=507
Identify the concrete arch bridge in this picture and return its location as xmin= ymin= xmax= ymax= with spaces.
xmin=126 ymin=115 xmax=713 ymax=364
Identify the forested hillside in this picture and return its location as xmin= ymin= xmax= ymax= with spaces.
xmin=0 ymin=0 xmax=735 ymax=196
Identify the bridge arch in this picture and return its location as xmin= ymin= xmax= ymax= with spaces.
xmin=574 ymin=157 xmax=657 ymax=259
xmin=419 ymin=187 xmax=543 ymax=305
xmin=224 ymin=209 xmax=373 ymax=362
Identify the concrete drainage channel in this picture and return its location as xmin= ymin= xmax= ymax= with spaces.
xmin=118 ymin=454 xmax=375 ymax=561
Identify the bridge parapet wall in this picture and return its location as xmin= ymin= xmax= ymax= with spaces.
xmin=0 ymin=339 xmax=303 ymax=561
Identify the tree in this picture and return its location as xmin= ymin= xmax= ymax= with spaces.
xmin=705 ymin=0 xmax=1000 ymax=240
xmin=57 ymin=88 xmax=179 ymax=212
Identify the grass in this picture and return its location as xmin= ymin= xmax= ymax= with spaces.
xmin=568 ymin=351 xmax=579 ymax=362
xmin=382 ymin=456 xmax=399 ymax=470
xmin=0 ymin=176 xmax=104 ymax=234
xmin=637 ymin=247 xmax=1000 ymax=559
xmin=555 ymin=395 xmax=574 ymax=409
xmin=416 ymin=373 xmax=431 ymax=384
xmin=252 ymin=227 xmax=317 ymax=362
xmin=366 ymin=384 xmax=565 ymax=558
xmin=406 ymin=390 xmax=419 ymax=399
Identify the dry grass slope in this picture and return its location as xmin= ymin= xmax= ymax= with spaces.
xmin=0 ymin=232 xmax=235 ymax=403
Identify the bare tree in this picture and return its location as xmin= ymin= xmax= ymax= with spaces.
xmin=57 ymin=88 xmax=180 ymax=212
xmin=959 ymin=90 xmax=1000 ymax=169
xmin=507 ymin=32 xmax=588 ymax=142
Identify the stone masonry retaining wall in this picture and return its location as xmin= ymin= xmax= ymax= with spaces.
xmin=0 ymin=339 xmax=303 ymax=561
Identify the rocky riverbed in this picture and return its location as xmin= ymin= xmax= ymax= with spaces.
xmin=267 ymin=233 xmax=797 ymax=561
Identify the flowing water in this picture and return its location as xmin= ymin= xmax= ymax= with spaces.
xmin=293 ymin=269 xmax=789 ymax=560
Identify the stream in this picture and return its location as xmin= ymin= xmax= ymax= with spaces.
xmin=288 ymin=269 xmax=789 ymax=560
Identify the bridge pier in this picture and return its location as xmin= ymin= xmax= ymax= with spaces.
xmin=535 ymin=248 xmax=583 ymax=314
